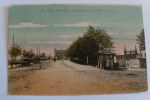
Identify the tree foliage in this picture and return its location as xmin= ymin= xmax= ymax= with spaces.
xmin=67 ymin=26 xmax=114 ymax=65
xmin=136 ymin=29 xmax=145 ymax=50
xmin=40 ymin=53 xmax=46 ymax=58
xmin=8 ymin=45 xmax=22 ymax=60
xmin=22 ymin=49 xmax=35 ymax=59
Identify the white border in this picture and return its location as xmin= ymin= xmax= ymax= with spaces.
xmin=0 ymin=0 xmax=150 ymax=100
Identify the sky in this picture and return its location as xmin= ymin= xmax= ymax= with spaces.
xmin=8 ymin=4 xmax=144 ymax=56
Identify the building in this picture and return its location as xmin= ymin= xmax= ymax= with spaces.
xmin=124 ymin=45 xmax=138 ymax=59
xmin=97 ymin=49 xmax=117 ymax=70
xmin=129 ymin=58 xmax=146 ymax=69
xmin=140 ymin=50 xmax=146 ymax=58
xmin=117 ymin=55 xmax=126 ymax=67
xmin=54 ymin=48 xmax=67 ymax=60
xmin=117 ymin=45 xmax=139 ymax=67
xmin=117 ymin=45 xmax=146 ymax=69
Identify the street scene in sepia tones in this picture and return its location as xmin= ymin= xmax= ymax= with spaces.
xmin=8 ymin=4 xmax=147 ymax=95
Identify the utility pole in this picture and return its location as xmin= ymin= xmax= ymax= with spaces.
xmin=37 ymin=47 xmax=39 ymax=57
xmin=13 ymin=33 xmax=14 ymax=47
xmin=86 ymin=56 xmax=88 ymax=64
xmin=39 ymin=47 xmax=40 ymax=57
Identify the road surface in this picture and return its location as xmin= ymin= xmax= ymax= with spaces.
xmin=8 ymin=60 xmax=147 ymax=95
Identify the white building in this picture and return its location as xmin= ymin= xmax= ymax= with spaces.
xmin=141 ymin=49 xmax=146 ymax=58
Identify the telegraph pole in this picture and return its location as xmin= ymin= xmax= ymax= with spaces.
xmin=13 ymin=34 xmax=14 ymax=47
xmin=37 ymin=47 xmax=39 ymax=57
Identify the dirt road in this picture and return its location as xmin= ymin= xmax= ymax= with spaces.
xmin=8 ymin=60 xmax=148 ymax=95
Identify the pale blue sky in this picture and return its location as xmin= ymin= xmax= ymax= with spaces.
xmin=8 ymin=4 xmax=144 ymax=55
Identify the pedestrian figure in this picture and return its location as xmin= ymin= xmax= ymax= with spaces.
xmin=54 ymin=58 xmax=56 ymax=62
xmin=106 ymin=60 xmax=109 ymax=68
xmin=103 ymin=59 xmax=106 ymax=69
xmin=39 ymin=61 xmax=42 ymax=69
xmin=126 ymin=61 xmax=129 ymax=67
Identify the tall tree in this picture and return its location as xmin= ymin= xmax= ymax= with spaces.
xmin=8 ymin=44 xmax=22 ymax=68
xmin=67 ymin=25 xmax=114 ymax=65
xmin=84 ymin=26 xmax=113 ymax=49
xmin=22 ymin=49 xmax=35 ymax=59
xmin=8 ymin=45 xmax=22 ymax=61
xmin=136 ymin=29 xmax=145 ymax=50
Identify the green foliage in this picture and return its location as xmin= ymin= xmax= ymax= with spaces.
xmin=40 ymin=53 xmax=46 ymax=58
xmin=136 ymin=29 xmax=145 ymax=50
xmin=22 ymin=49 xmax=35 ymax=59
xmin=8 ymin=45 xmax=22 ymax=59
xmin=67 ymin=25 xmax=114 ymax=65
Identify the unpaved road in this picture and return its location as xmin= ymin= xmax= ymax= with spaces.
xmin=8 ymin=60 xmax=148 ymax=95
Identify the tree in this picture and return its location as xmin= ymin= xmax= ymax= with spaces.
xmin=8 ymin=45 xmax=22 ymax=61
xmin=22 ymin=49 xmax=35 ymax=59
xmin=67 ymin=25 xmax=114 ymax=65
xmin=39 ymin=52 xmax=46 ymax=60
xmin=136 ymin=29 xmax=145 ymax=50
xmin=8 ymin=45 xmax=22 ymax=68
xmin=40 ymin=53 xmax=46 ymax=58
xmin=83 ymin=26 xmax=113 ymax=49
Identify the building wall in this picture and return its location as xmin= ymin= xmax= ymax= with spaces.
xmin=54 ymin=50 xmax=66 ymax=60
xmin=129 ymin=58 xmax=147 ymax=69
xmin=139 ymin=58 xmax=147 ymax=68
xmin=118 ymin=59 xmax=126 ymax=67
xmin=129 ymin=59 xmax=140 ymax=69
xmin=141 ymin=50 xmax=146 ymax=58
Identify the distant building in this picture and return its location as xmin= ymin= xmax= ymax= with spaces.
xmin=117 ymin=45 xmax=139 ymax=67
xmin=97 ymin=49 xmax=117 ymax=70
xmin=54 ymin=48 xmax=67 ymax=60
xmin=117 ymin=56 xmax=126 ymax=67
xmin=133 ymin=43 xmax=147 ymax=68
xmin=124 ymin=45 xmax=138 ymax=59
xmin=141 ymin=50 xmax=146 ymax=58
xmin=128 ymin=43 xmax=147 ymax=69
xmin=117 ymin=45 xmax=146 ymax=68
xmin=139 ymin=44 xmax=146 ymax=58
xmin=129 ymin=58 xmax=146 ymax=69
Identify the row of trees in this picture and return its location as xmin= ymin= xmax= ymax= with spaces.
xmin=66 ymin=26 xmax=145 ymax=66
xmin=8 ymin=44 xmax=46 ymax=62
xmin=66 ymin=26 xmax=114 ymax=65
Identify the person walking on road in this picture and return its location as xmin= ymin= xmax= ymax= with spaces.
xmin=54 ymin=58 xmax=56 ymax=62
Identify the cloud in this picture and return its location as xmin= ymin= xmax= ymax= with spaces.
xmin=9 ymin=22 xmax=49 ymax=28
xmin=54 ymin=22 xmax=98 ymax=27
xmin=58 ymin=34 xmax=83 ymax=38
xmin=28 ymin=41 xmax=72 ymax=45
xmin=9 ymin=22 xmax=99 ymax=28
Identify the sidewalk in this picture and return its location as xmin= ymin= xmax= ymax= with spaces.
xmin=63 ymin=60 xmax=101 ymax=71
